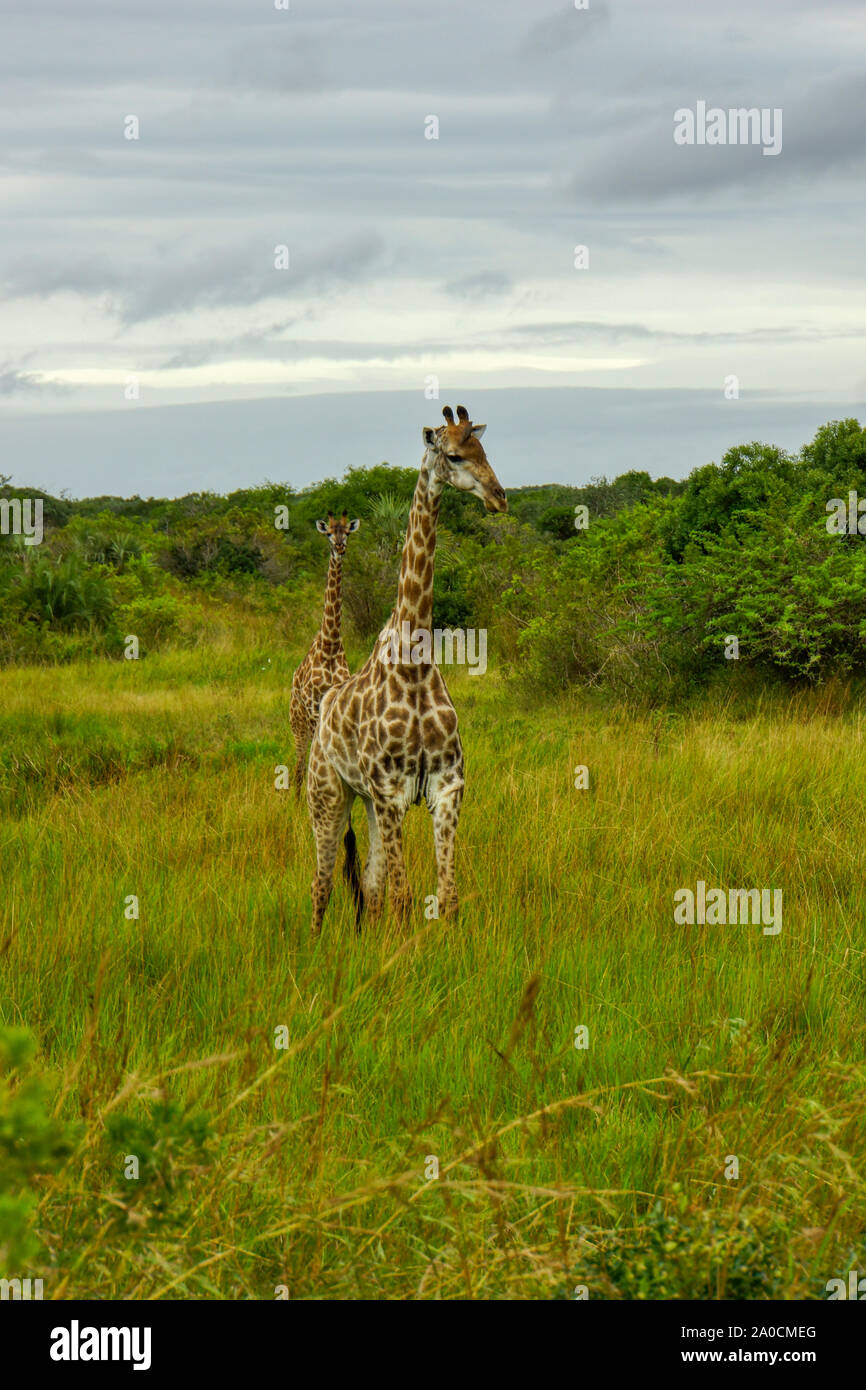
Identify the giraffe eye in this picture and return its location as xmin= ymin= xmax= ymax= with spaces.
xmin=446 ymin=453 xmax=463 ymax=463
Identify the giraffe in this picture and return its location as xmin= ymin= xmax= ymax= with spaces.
xmin=290 ymin=511 xmax=360 ymax=796
xmin=305 ymin=406 xmax=507 ymax=931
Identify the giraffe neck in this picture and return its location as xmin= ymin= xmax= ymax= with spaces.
xmin=394 ymin=464 xmax=440 ymax=635
xmin=319 ymin=550 xmax=344 ymax=654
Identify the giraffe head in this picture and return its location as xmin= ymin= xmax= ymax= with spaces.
xmin=315 ymin=510 xmax=361 ymax=557
xmin=422 ymin=405 xmax=507 ymax=513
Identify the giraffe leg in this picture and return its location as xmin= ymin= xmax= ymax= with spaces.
xmin=374 ymin=797 xmax=411 ymax=921
xmin=361 ymin=796 xmax=386 ymax=922
xmin=431 ymin=783 xmax=463 ymax=920
xmin=306 ymin=740 xmax=353 ymax=933
xmin=294 ymin=733 xmax=311 ymax=798
xmin=290 ymin=690 xmax=311 ymax=797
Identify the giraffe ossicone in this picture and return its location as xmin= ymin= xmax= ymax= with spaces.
xmin=305 ymin=406 xmax=507 ymax=931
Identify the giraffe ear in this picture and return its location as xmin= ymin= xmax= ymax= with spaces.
xmin=471 ymin=423 xmax=486 ymax=439
xmin=315 ymin=519 xmax=330 ymax=534
xmin=347 ymin=518 xmax=360 ymax=533
xmin=423 ymin=427 xmax=437 ymax=446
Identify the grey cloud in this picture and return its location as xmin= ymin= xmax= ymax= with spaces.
xmin=520 ymin=2 xmax=611 ymax=59
xmin=0 ymin=364 xmax=64 ymax=396
xmin=443 ymin=270 xmax=512 ymax=299
xmin=512 ymin=320 xmax=866 ymax=346
xmin=224 ymin=35 xmax=333 ymax=95
xmin=2 ymin=235 xmax=388 ymax=326
xmin=576 ymin=73 xmax=866 ymax=203
xmin=149 ymin=316 xmax=866 ymax=376
xmin=0 ymin=259 xmax=121 ymax=300
xmin=157 ymin=332 xmax=457 ymax=372
xmin=120 ymin=233 xmax=387 ymax=324
xmin=160 ymin=319 xmax=301 ymax=370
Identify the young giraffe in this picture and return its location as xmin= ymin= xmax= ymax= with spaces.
xmin=306 ymin=406 xmax=507 ymax=931
xmin=290 ymin=511 xmax=360 ymax=795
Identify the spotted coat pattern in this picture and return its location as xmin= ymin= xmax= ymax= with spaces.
xmin=290 ymin=512 xmax=359 ymax=795
xmin=306 ymin=407 xmax=507 ymax=930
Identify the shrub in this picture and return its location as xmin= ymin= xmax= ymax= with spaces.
xmin=117 ymin=593 xmax=187 ymax=649
xmin=13 ymin=556 xmax=114 ymax=631
xmin=572 ymin=1196 xmax=790 ymax=1300
xmin=0 ymin=1028 xmax=79 ymax=1274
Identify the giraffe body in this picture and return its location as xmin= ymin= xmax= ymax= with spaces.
xmin=306 ymin=407 xmax=507 ymax=929
xmin=290 ymin=512 xmax=359 ymax=795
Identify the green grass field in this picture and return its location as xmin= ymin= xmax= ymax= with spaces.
xmin=1 ymin=630 xmax=864 ymax=1300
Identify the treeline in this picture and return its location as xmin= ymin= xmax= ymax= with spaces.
xmin=2 ymin=417 xmax=865 ymax=698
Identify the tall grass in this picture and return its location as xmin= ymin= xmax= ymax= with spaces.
xmin=0 ymin=635 xmax=864 ymax=1299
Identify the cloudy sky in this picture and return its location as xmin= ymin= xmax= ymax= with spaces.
xmin=1 ymin=0 xmax=865 ymax=496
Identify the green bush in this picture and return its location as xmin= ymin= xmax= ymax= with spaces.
xmin=573 ymin=1195 xmax=790 ymax=1300
xmin=12 ymin=556 xmax=115 ymax=631
xmin=116 ymin=593 xmax=187 ymax=649
xmin=0 ymin=1028 xmax=79 ymax=1274
xmin=3 ymin=420 xmax=866 ymax=695
xmin=104 ymin=1102 xmax=213 ymax=1227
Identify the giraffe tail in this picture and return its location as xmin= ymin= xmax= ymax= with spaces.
xmin=342 ymin=822 xmax=364 ymax=928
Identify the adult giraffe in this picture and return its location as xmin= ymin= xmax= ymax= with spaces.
xmin=306 ymin=406 xmax=507 ymax=930
xmin=290 ymin=511 xmax=360 ymax=795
